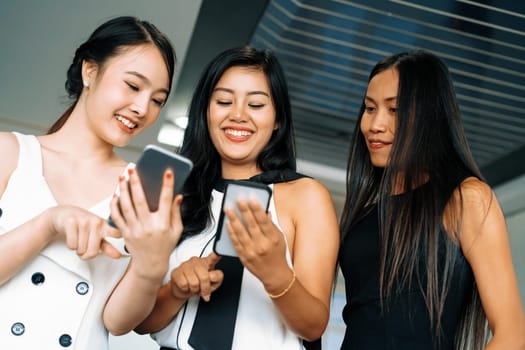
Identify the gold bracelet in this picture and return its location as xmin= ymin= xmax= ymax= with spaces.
xmin=267 ymin=269 xmax=296 ymax=299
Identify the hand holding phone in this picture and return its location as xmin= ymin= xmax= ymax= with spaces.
xmin=107 ymin=144 xmax=193 ymax=227
xmin=213 ymin=181 xmax=272 ymax=257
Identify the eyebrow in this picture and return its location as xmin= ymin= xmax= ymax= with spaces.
xmin=125 ymin=71 xmax=169 ymax=95
xmin=213 ymin=87 xmax=270 ymax=97
xmin=365 ymin=96 xmax=397 ymax=103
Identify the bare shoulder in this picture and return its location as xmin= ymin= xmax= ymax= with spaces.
xmin=0 ymin=131 xmax=18 ymax=147
xmin=273 ymin=176 xmax=339 ymax=253
xmin=0 ymin=132 xmax=20 ymax=194
xmin=453 ymin=177 xmax=506 ymax=254
xmin=456 ymin=176 xmax=495 ymax=214
xmin=274 ymin=177 xmax=337 ymax=219
xmin=276 ymin=176 xmax=333 ymax=202
xmin=458 ymin=176 xmax=492 ymax=199
xmin=0 ymin=132 xmax=19 ymax=169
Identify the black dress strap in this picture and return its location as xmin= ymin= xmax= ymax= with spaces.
xmin=249 ymin=168 xmax=310 ymax=184
xmin=188 ymin=257 xmax=244 ymax=350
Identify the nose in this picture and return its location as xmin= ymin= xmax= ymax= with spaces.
xmin=229 ymin=102 xmax=246 ymax=122
xmin=369 ymin=109 xmax=388 ymax=133
xmin=130 ymin=94 xmax=149 ymax=117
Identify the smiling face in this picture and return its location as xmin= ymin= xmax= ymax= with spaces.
xmin=207 ymin=66 xmax=278 ymax=177
xmin=83 ymin=44 xmax=170 ymax=147
xmin=360 ymin=67 xmax=399 ymax=168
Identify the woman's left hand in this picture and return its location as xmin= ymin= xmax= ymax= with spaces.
xmin=224 ymin=198 xmax=290 ymax=287
xmin=109 ymin=168 xmax=183 ymax=283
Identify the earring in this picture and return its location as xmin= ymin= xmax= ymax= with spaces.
xmin=83 ymin=80 xmax=90 ymax=88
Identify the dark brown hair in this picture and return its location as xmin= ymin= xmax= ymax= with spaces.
xmin=179 ymin=46 xmax=295 ymax=239
xmin=340 ymin=50 xmax=488 ymax=349
xmin=48 ymin=16 xmax=176 ymax=134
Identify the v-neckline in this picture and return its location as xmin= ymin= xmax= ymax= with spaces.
xmin=34 ymin=136 xmax=123 ymax=212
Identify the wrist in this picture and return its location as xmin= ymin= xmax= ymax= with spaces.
xmin=264 ymin=268 xmax=296 ymax=299
xmin=129 ymin=259 xmax=168 ymax=286
xmin=168 ymin=285 xmax=190 ymax=302
xmin=41 ymin=207 xmax=60 ymax=242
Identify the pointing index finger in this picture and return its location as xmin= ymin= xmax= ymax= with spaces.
xmin=205 ymin=252 xmax=221 ymax=269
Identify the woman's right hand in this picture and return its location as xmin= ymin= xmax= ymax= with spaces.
xmin=46 ymin=205 xmax=122 ymax=259
xmin=169 ymin=252 xmax=224 ymax=302
xmin=0 ymin=204 xmax=121 ymax=287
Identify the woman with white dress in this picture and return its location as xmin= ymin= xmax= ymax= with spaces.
xmin=0 ymin=16 xmax=182 ymax=350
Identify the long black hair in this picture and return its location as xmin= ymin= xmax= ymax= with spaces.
xmin=340 ymin=50 xmax=488 ymax=349
xmin=180 ymin=46 xmax=296 ymax=238
xmin=48 ymin=15 xmax=176 ymax=134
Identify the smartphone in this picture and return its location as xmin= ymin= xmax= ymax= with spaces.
xmin=213 ymin=181 xmax=272 ymax=257
xmin=107 ymin=144 xmax=193 ymax=227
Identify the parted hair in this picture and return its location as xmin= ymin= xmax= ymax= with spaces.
xmin=340 ymin=49 xmax=488 ymax=349
xmin=48 ymin=16 xmax=176 ymax=134
xmin=179 ymin=46 xmax=296 ymax=239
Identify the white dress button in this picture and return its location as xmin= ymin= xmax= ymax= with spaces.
xmin=59 ymin=333 xmax=72 ymax=347
xmin=31 ymin=272 xmax=45 ymax=285
xmin=76 ymin=281 xmax=89 ymax=295
xmin=11 ymin=322 xmax=25 ymax=336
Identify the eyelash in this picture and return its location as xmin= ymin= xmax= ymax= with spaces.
xmin=216 ymin=100 xmax=265 ymax=108
xmin=153 ymin=99 xmax=164 ymax=107
xmin=126 ymin=82 xmax=139 ymax=91
xmin=126 ymin=82 xmax=165 ymax=107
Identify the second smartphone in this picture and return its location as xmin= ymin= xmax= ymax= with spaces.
xmin=213 ymin=180 xmax=272 ymax=257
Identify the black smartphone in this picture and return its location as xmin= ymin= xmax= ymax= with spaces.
xmin=213 ymin=180 xmax=272 ymax=257
xmin=107 ymin=144 xmax=193 ymax=228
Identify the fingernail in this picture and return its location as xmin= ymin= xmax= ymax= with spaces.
xmin=118 ymin=175 xmax=124 ymax=182
xmin=128 ymin=168 xmax=134 ymax=175
xmin=165 ymin=170 xmax=173 ymax=179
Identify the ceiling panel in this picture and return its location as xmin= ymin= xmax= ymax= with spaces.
xmin=248 ymin=0 xmax=525 ymax=190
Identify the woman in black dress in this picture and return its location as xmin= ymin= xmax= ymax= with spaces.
xmin=339 ymin=50 xmax=525 ymax=349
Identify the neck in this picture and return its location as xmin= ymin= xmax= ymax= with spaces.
xmin=390 ymin=172 xmax=429 ymax=195
xmin=221 ymin=162 xmax=262 ymax=180
xmin=40 ymin=123 xmax=119 ymax=165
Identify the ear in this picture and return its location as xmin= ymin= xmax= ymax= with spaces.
xmin=81 ymin=59 xmax=98 ymax=86
xmin=273 ymin=121 xmax=280 ymax=131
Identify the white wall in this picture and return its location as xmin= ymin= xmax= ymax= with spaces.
xmin=506 ymin=209 xmax=525 ymax=306
xmin=495 ymin=174 xmax=525 ymax=308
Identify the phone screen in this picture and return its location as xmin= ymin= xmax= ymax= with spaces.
xmin=213 ymin=181 xmax=272 ymax=257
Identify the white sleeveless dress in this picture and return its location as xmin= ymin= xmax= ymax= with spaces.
xmin=151 ymin=186 xmax=304 ymax=350
xmin=0 ymin=132 xmax=130 ymax=350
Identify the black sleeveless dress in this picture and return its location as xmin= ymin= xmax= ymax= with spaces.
xmin=339 ymin=184 xmax=475 ymax=349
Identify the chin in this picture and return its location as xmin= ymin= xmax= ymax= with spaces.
xmin=108 ymin=134 xmax=133 ymax=148
xmin=370 ymin=158 xmax=388 ymax=168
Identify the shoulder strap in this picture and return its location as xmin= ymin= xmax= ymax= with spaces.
xmin=11 ymin=132 xmax=43 ymax=175
xmin=249 ymin=168 xmax=311 ymax=184
xmin=214 ymin=169 xmax=310 ymax=192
